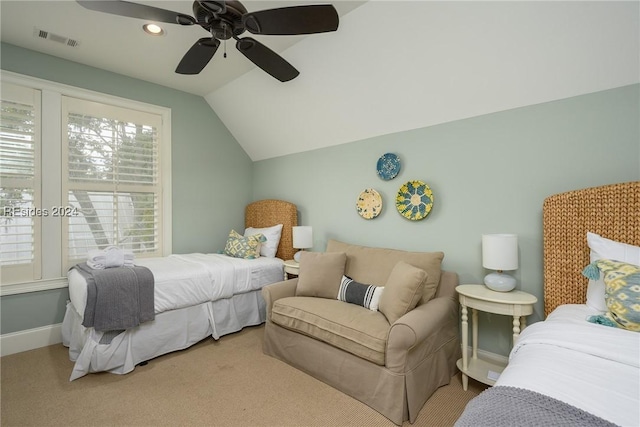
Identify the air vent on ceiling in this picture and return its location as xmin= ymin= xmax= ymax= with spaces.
xmin=34 ymin=28 xmax=80 ymax=48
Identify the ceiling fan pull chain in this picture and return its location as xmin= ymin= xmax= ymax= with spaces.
xmin=223 ymin=26 xmax=227 ymax=58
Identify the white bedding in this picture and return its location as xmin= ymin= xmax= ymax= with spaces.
xmin=496 ymin=304 xmax=640 ymax=427
xmin=63 ymin=253 xmax=284 ymax=380
xmin=68 ymin=253 xmax=284 ymax=317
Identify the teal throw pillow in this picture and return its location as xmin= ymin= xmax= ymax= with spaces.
xmin=582 ymin=259 xmax=640 ymax=332
xmin=223 ymin=230 xmax=265 ymax=259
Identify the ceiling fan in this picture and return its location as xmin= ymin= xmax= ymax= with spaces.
xmin=77 ymin=1 xmax=339 ymax=82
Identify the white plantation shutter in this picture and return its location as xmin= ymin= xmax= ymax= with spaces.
xmin=0 ymin=82 xmax=42 ymax=283
xmin=62 ymin=97 xmax=162 ymax=267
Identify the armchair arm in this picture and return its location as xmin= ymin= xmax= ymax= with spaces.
xmin=386 ymin=295 xmax=459 ymax=372
xmin=262 ymin=278 xmax=298 ymax=320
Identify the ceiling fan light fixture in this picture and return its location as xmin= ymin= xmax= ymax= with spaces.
xmin=79 ymin=0 xmax=339 ymax=80
xmin=143 ymin=23 xmax=165 ymax=36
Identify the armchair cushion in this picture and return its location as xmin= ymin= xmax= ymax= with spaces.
xmin=272 ymin=296 xmax=390 ymax=365
xmin=379 ymin=261 xmax=427 ymax=324
xmin=295 ymin=251 xmax=347 ymax=299
xmin=325 ymin=240 xmax=443 ymax=304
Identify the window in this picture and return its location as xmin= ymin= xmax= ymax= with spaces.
xmin=0 ymin=72 xmax=171 ymax=293
xmin=0 ymin=82 xmax=42 ymax=283
xmin=62 ymin=97 xmax=163 ymax=268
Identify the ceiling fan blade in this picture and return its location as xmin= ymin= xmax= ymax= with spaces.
xmin=175 ymin=38 xmax=220 ymax=75
xmin=77 ymin=1 xmax=196 ymax=25
xmin=243 ymin=5 xmax=339 ymax=35
xmin=236 ymin=37 xmax=299 ymax=82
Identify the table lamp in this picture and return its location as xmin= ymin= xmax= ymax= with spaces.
xmin=482 ymin=234 xmax=518 ymax=292
xmin=293 ymin=226 xmax=313 ymax=262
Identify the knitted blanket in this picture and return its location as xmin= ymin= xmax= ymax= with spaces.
xmin=72 ymin=262 xmax=155 ymax=332
xmin=455 ymin=386 xmax=618 ymax=427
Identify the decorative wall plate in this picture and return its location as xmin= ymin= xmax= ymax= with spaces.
xmin=357 ymin=188 xmax=382 ymax=219
xmin=395 ymin=180 xmax=433 ymax=221
xmin=376 ymin=153 xmax=401 ymax=181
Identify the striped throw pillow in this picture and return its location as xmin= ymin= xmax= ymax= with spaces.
xmin=337 ymin=275 xmax=384 ymax=311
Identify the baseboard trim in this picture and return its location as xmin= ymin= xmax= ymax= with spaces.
xmin=1 ymin=323 xmax=63 ymax=357
xmin=466 ymin=346 xmax=509 ymax=365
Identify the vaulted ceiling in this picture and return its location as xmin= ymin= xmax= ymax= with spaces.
xmin=0 ymin=1 xmax=366 ymax=95
xmin=2 ymin=1 xmax=638 ymax=161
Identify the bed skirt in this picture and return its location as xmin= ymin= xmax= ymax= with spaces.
xmin=62 ymin=290 xmax=266 ymax=381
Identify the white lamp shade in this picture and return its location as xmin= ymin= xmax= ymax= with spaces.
xmin=292 ymin=226 xmax=313 ymax=249
xmin=482 ymin=234 xmax=518 ymax=271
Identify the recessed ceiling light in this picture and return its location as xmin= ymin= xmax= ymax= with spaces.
xmin=143 ymin=23 xmax=165 ymax=36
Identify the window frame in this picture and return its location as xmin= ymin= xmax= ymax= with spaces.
xmin=0 ymin=71 xmax=172 ymax=296
xmin=62 ymin=96 xmax=164 ymax=269
xmin=0 ymin=82 xmax=42 ymax=284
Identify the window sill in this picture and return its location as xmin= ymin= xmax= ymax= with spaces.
xmin=0 ymin=277 xmax=68 ymax=296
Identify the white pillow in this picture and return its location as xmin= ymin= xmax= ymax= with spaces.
xmin=244 ymin=224 xmax=283 ymax=258
xmin=586 ymin=232 xmax=640 ymax=312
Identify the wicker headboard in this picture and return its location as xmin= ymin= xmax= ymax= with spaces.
xmin=245 ymin=199 xmax=298 ymax=261
xmin=542 ymin=181 xmax=640 ymax=316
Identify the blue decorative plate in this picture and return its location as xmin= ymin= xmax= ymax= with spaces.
xmin=377 ymin=153 xmax=400 ymax=180
xmin=395 ymin=180 xmax=433 ymax=221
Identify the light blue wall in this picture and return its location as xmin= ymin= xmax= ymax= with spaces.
xmin=0 ymin=43 xmax=253 ymax=334
xmin=253 ymin=84 xmax=640 ymax=356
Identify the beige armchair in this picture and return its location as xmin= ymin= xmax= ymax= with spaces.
xmin=262 ymin=240 xmax=460 ymax=425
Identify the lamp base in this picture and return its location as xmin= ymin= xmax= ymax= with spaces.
xmin=293 ymin=250 xmax=304 ymax=262
xmin=484 ymin=272 xmax=516 ymax=292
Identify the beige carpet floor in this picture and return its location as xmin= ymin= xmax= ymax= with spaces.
xmin=1 ymin=325 xmax=486 ymax=426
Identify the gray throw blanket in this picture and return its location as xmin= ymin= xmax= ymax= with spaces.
xmin=455 ymin=386 xmax=618 ymax=427
xmin=72 ymin=262 xmax=155 ymax=332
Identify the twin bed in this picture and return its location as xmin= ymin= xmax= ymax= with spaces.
xmin=62 ymin=199 xmax=297 ymax=381
xmin=457 ymin=181 xmax=639 ymax=427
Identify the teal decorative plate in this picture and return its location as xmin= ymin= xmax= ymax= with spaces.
xmin=376 ymin=153 xmax=400 ymax=180
xmin=357 ymin=188 xmax=382 ymax=219
xmin=396 ymin=180 xmax=433 ymax=221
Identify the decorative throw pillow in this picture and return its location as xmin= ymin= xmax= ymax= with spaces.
xmin=378 ymin=261 xmax=427 ymax=324
xmin=582 ymin=259 xmax=640 ymax=332
xmin=295 ymin=251 xmax=347 ymax=299
xmin=586 ymin=232 xmax=640 ymax=312
xmin=324 ymin=240 xmax=443 ymax=305
xmin=337 ymin=276 xmax=384 ymax=311
xmin=223 ymin=230 xmax=265 ymax=259
xmin=244 ymin=224 xmax=283 ymax=258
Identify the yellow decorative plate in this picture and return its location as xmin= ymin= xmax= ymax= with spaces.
xmin=396 ymin=180 xmax=433 ymax=221
xmin=357 ymin=188 xmax=382 ymax=219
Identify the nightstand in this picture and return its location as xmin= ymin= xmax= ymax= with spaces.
xmin=455 ymin=284 xmax=537 ymax=391
xmin=283 ymin=259 xmax=299 ymax=279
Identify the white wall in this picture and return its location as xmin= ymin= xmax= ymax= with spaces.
xmin=207 ymin=1 xmax=639 ymax=161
